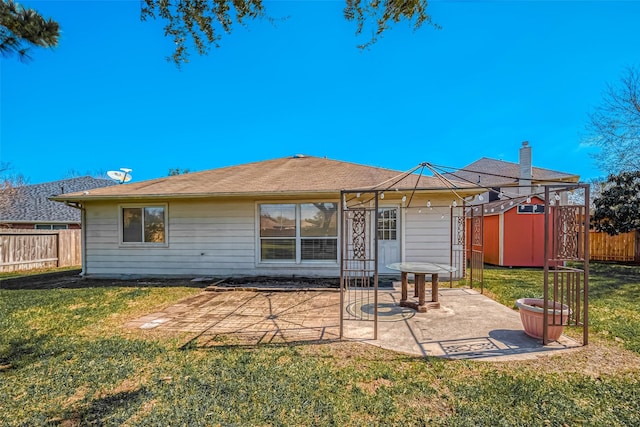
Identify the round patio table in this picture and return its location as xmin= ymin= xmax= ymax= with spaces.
xmin=386 ymin=262 xmax=457 ymax=313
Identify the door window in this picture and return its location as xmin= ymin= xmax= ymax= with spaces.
xmin=377 ymin=208 xmax=397 ymax=241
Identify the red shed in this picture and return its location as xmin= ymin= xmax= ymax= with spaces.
xmin=481 ymin=196 xmax=550 ymax=267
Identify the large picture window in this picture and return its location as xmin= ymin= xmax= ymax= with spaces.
xmin=260 ymin=202 xmax=337 ymax=262
xmin=122 ymin=206 xmax=166 ymax=244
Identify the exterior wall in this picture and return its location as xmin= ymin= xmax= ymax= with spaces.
xmin=83 ymin=198 xmax=341 ymax=278
xmin=502 ymin=205 xmax=546 ymax=267
xmin=403 ymin=195 xmax=456 ymax=266
xmin=483 ymin=214 xmax=501 ymax=265
xmin=83 ymin=194 xmax=462 ymax=279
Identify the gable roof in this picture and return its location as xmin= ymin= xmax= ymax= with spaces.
xmin=53 ymin=156 xmax=479 ymax=202
xmin=444 ymin=157 xmax=580 ymax=187
xmin=1 ymin=176 xmax=116 ymax=223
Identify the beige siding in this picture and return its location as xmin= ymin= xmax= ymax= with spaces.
xmin=403 ymin=195 xmax=455 ymax=265
xmin=84 ymin=198 xmax=339 ymax=278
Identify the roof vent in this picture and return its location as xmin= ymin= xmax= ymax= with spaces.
xmin=292 ymin=154 xmax=305 ymax=159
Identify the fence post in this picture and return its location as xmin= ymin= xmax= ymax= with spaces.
xmin=635 ymin=230 xmax=640 ymax=264
xmin=56 ymin=232 xmax=60 ymax=267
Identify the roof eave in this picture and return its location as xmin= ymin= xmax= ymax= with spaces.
xmin=50 ymin=190 xmax=346 ymax=202
xmin=51 ymin=186 xmax=486 ymax=202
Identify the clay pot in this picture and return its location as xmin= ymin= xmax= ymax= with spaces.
xmin=516 ymin=298 xmax=570 ymax=341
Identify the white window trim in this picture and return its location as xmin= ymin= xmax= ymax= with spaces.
xmin=256 ymin=200 xmax=340 ymax=266
xmin=118 ymin=203 xmax=169 ymax=248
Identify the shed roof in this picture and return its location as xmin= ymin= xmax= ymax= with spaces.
xmin=53 ymin=156 xmax=479 ymax=201
xmin=444 ymin=157 xmax=580 ymax=187
xmin=0 ymin=176 xmax=116 ymax=223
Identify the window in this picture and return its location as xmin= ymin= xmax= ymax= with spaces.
xmin=121 ymin=206 xmax=166 ymax=244
xmin=517 ymin=205 xmax=545 ymax=214
xmin=260 ymin=202 xmax=337 ymax=262
xmin=35 ymin=224 xmax=69 ymax=230
xmin=377 ymin=208 xmax=397 ymax=240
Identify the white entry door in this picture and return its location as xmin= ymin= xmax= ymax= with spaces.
xmin=377 ymin=207 xmax=401 ymax=273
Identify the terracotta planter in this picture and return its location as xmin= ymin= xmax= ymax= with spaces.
xmin=515 ymin=298 xmax=570 ymax=341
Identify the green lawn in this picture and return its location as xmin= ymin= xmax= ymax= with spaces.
xmin=1 ymin=264 xmax=639 ymax=426
xmin=481 ymin=263 xmax=640 ymax=353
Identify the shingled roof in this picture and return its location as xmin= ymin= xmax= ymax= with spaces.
xmin=0 ymin=176 xmax=116 ymax=224
xmin=443 ymin=157 xmax=580 ymax=187
xmin=53 ymin=156 xmax=477 ymax=201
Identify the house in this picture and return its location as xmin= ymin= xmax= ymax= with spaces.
xmin=446 ymin=142 xmax=580 ymax=203
xmin=454 ymin=142 xmax=580 ymax=267
xmin=52 ymin=155 xmax=481 ymax=279
xmin=0 ymin=176 xmax=116 ymax=230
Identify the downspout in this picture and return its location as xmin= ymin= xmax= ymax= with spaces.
xmin=65 ymin=202 xmax=86 ymax=276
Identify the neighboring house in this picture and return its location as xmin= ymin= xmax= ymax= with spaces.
xmin=0 ymin=177 xmax=116 ymax=229
xmin=445 ymin=142 xmax=580 ymax=203
xmin=52 ymin=155 xmax=481 ymax=279
xmin=456 ymin=142 xmax=581 ymax=267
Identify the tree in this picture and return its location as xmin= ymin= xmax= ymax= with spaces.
xmin=592 ymin=171 xmax=640 ymax=235
xmin=3 ymin=1 xmax=436 ymax=65
xmin=0 ymin=162 xmax=28 ymax=222
xmin=141 ymin=0 xmax=438 ymax=65
xmin=585 ymin=67 xmax=640 ymax=174
xmin=168 ymin=168 xmax=191 ymax=176
xmin=64 ymin=168 xmax=108 ymax=179
xmin=0 ymin=0 xmax=59 ymax=61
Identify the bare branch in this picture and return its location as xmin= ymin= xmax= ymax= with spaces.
xmin=585 ymin=66 xmax=640 ymax=174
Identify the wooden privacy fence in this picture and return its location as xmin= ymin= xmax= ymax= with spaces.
xmin=589 ymin=230 xmax=639 ymax=263
xmin=0 ymin=229 xmax=81 ymax=273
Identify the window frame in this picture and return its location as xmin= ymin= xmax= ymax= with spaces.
xmin=257 ymin=201 xmax=339 ymax=265
xmin=118 ymin=203 xmax=169 ymax=247
xmin=35 ymin=224 xmax=69 ymax=230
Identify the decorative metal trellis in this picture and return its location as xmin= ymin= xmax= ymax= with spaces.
xmin=449 ymin=206 xmax=467 ymax=286
xmin=337 ymin=166 xmax=589 ymax=347
xmin=543 ymin=184 xmax=589 ymax=345
xmin=468 ymin=204 xmax=484 ymax=292
xmin=339 ymin=188 xmax=475 ymax=340
xmin=340 ymin=190 xmax=379 ymax=339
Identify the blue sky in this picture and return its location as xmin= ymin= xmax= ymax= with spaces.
xmin=1 ymin=0 xmax=639 ymax=185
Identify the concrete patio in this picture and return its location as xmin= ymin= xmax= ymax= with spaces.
xmin=125 ymin=284 xmax=580 ymax=361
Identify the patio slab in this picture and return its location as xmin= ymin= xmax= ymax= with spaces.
xmin=125 ymin=285 xmax=580 ymax=361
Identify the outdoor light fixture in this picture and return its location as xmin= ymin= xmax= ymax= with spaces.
xmin=380 ymin=192 xmax=385 ymax=199
xmin=526 ymin=196 xmax=532 ymax=203
xmin=477 ymin=194 xmax=484 ymax=201
xmin=402 ymin=195 xmax=407 ymax=202
xmin=427 ymin=200 xmax=431 ymax=208
xmin=452 ymin=200 xmax=457 ymax=207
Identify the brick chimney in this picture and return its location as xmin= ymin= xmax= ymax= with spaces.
xmin=519 ymin=141 xmax=532 ymax=195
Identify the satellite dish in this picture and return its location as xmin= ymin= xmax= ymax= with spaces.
xmin=107 ymin=168 xmax=133 ymax=184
